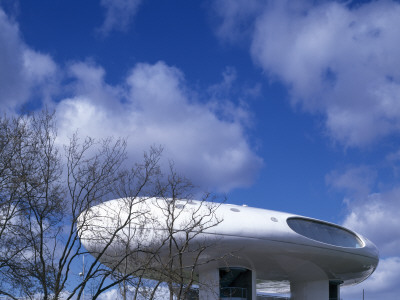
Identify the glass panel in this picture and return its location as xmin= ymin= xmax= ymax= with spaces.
xmin=220 ymin=268 xmax=252 ymax=300
xmin=287 ymin=218 xmax=363 ymax=248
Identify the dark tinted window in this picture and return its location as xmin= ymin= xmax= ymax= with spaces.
xmin=287 ymin=218 xmax=362 ymax=248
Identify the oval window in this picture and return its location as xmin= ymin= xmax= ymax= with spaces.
xmin=287 ymin=218 xmax=363 ymax=248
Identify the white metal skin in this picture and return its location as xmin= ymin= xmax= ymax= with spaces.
xmin=78 ymin=198 xmax=379 ymax=299
xmin=206 ymin=202 xmax=378 ymax=286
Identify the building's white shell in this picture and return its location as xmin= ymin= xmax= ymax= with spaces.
xmin=78 ymin=198 xmax=379 ymax=300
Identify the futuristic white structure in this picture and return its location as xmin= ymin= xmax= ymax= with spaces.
xmin=79 ymin=198 xmax=379 ymax=300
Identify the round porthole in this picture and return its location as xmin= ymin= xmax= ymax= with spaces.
xmin=230 ymin=208 xmax=240 ymax=212
xmin=271 ymin=217 xmax=278 ymax=222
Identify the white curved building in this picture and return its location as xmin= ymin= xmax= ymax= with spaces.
xmin=79 ymin=198 xmax=379 ymax=300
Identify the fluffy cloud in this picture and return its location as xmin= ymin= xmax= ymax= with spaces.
xmin=343 ymin=191 xmax=400 ymax=257
xmin=327 ymin=165 xmax=400 ymax=257
xmin=0 ymin=8 xmax=58 ymax=112
xmin=226 ymin=1 xmax=400 ymax=296
xmin=212 ymin=0 xmax=264 ymax=43
xmin=0 ymin=6 xmax=261 ymax=193
xmin=215 ymin=0 xmax=400 ymax=147
xmin=326 ymin=165 xmax=376 ymax=199
xmin=341 ymin=257 xmax=400 ymax=300
xmin=56 ymin=61 xmax=262 ymax=192
xmin=96 ymin=289 xmax=119 ymax=300
xmin=326 ymin=164 xmax=400 ymax=299
xmin=98 ymin=0 xmax=142 ymax=36
xmin=0 ymin=8 xmax=29 ymax=109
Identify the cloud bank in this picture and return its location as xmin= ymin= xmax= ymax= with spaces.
xmin=341 ymin=256 xmax=400 ymax=299
xmin=56 ymin=61 xmax=262 ymax=191
xmin=214 ymin=1 xmax=400 ymax=298
xmin=0 ymin=6 xmax=262 ymax=193
xmin=215 ymin=0 xmax=400 ymax=147
xmin=327 ymin=164 xmax=400 ymax=299
xmin=0 ymin=9 xmax=58 ymax=112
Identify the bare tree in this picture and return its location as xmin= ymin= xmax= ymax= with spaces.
xmin=98 ymin=165 xmax=226 ymax=300
xmin=0 ymin=110 xmax=227 ymax=300
xmin=151 ymin=167 xmax=224 ymax=300
xmin=0 ymin=110 xmax=135 ymax=299
xmin=0 ymin=114 xmax=34 ymax=299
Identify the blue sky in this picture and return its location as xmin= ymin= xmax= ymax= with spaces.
xmin=1 ymin=0 xmax=400 ymax=298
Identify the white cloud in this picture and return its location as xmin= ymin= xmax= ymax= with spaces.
xmin=0 ymin=8 xmax=29 ymax=110
xmin=23 ymin=49 xmax=57 ymax=84
xmin=96 ymin=288 xmax=119 ymax=300
xmin=215 ymin=0 xmax=400 ymax=147
xmin=98 ymin=0 xmax=143 ymax=36
xmin=212 ymin=0 xmax=263 ymax=43
xmin=327 ymin=164 xmax=400 ymax=297
xmin=0 ymin=6 xmax=261 ymax=193
xmin=208 ymin=66 xmax=238 ymax=97
xmin=0 ymin=8 xmax=58 ymax=112
xmin=326 ymin=165 xmax=400 ymax=256
xmin=205 ymin=66 xmax=256 ymax=128
xmin=341 ymin=257 xmax=400 ymax=300
xmin=56 ymin=61 xmax=262 ymax=192
xmin=325 ymin=165 xmax=376 ymax=199
xmin=343 ymin=190 xmax=400 ymax=257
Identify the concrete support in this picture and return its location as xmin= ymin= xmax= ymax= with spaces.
xmin=199 ymin=264 xmax=219 ymax=300
xmin=251 ymin=269 xmax=257 ymax=300
xmin=290 ymin=280 xmax=328 ymax=300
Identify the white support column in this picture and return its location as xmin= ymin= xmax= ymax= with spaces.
xmin=251 ymin=269 xmax=257 ymax=300
xmin=290 ymin=280 xmax=329 ymax=300
xmin=198 ymin=264 xmax=219 ymax=300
